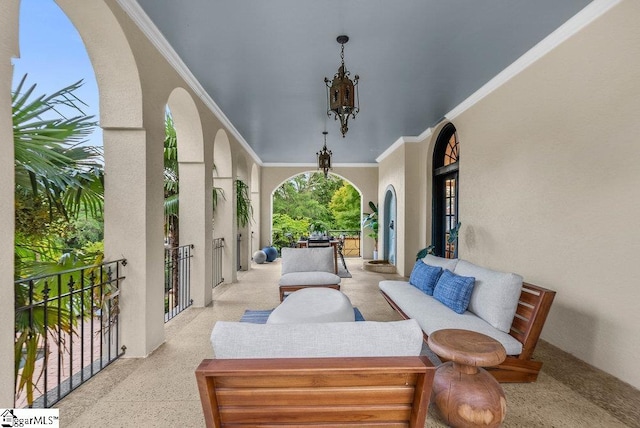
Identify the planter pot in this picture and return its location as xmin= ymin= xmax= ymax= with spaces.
xmin=363 ymin=259 xmax=397 ymax=274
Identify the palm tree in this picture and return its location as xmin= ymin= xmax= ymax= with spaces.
xmin=13 ymin=74 xmax=103 ymax=269
xmin=164 ymin=112 xmax=179 ymax=247
xmin=13 ymin=74 xmax=102 ymax=406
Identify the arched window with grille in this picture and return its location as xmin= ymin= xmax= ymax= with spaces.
xmin=432 ymin=123 xmax=459 ymax=258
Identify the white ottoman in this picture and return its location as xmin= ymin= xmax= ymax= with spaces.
xmin=267 ymin=287 xmax=355 ymax=324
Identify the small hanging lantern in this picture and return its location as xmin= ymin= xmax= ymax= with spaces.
xmin=317 ymin=131 xmax=332 ymax=179
xmin=325 ymin=35 xmax=360 ymax=137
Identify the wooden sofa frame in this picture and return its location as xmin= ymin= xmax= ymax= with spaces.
xmin=196 ymin=356 xmax=435 ymax=427
xmin=381 ymin=282 xmax=556 ymax=383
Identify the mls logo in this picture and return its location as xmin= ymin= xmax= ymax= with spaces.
xmin=0 ymin=409 xmax=15 ymax=428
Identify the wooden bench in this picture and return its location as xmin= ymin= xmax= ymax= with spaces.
xmin=381 ymin=282 xmax=556 ymax=383
xmin=196 ymin=356 xmax=435 ymax=427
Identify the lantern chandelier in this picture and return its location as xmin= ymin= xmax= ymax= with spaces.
xmin=325 ymin=35 xmax=360 ymax=138
xmin=317 ymin=131 xmax=332 ymax=179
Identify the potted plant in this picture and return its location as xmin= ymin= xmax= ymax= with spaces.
xmin=416 ymin=222 xmax=462 ymax=260
xmin=308 ymin=220 xmax=328 ymax=238
xmin=362 ymin=201 xmax=379 ymax=259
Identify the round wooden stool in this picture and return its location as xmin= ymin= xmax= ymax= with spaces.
xmin=428 ymin=329 xmax=507 ymax=427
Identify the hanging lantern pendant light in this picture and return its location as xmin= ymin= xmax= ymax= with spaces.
xmin=325 ymin=35 xmax=360 ymax=137
xmin=317 ymin=131 xmax=332 ymax=179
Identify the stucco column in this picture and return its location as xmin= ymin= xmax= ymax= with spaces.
xmin=179 ymin=162 xmax=213 ymax=306
xmin=361 ymin=188 xmax=378 ymax=260
xmin=0 ymin=0 xmax=19 ymax=408
xmin=213 ymin=177 xmax=236 ymax=283
xmin=250 ymin=189 xmax=260 ymax=263
xmin=103 ymin=128 xmax=165 ymax=357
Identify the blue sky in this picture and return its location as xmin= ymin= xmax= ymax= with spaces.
xmin=13 ymin=0 xmax=102 ymax=146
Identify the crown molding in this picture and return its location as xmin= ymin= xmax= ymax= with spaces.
xmin=115 ymin=0 xmax=262 ymax=166
xmin=446 ymin=0 xmax=622 ymax=121
xmin=377 ymin=0 xmax=619 ymax=164
xmin=375 ymin=127 xmax=433 ymax=163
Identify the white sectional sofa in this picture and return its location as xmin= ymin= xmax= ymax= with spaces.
xmin=379 ymin=254 xmax=556 ymax=382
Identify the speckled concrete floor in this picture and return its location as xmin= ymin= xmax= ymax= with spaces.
xmin=56 ymin=258 xmax=640 ymax=427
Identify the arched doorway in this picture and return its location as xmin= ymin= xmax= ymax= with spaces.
xmin=383 ymin=186 xmax=397 ymax=265
xmin=432 ymin=122 xmax=460 ymax=258
xmin=269 ymin=171 xmax=362 ymax=258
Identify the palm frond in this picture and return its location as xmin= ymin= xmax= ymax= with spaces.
xmin=13 ymin=74 xmax=101 ymax=219
xmin=164 ymin=193 xmax=179 ymax=218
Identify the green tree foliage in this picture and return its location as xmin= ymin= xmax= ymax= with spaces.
xmin=271 ymin=213 xmax=310 ymax=250
xmin=164 ymin=111 xmax=179 ymax=247
xmin=13 ymin=75 xmax=104 ymax=406
xmin=236 ymin=179 xmax=253 ymax=228
xmin=271 ymin=173 xmax=361 ymax=249
xmin=13 ymin=74 xmax=103 ymax=221
xmin=13 ymin=74 xmax=103 ymax=273
xmin=329 ymin=183 xmax=361 ymax=230
xmin=272 ymin=172 xmax=344 ymax=228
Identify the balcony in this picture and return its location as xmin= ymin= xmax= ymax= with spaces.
xmin=51 ymin=258 xmax=639 ymax=427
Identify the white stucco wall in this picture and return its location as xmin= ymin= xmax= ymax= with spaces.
xmin=451 ymin=0 xmax=640 ymax=388
xmin=0 ymin=0 xmax=20 ymax=408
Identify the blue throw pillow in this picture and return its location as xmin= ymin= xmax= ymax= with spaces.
xmin=433 ymin=269 xmax=475 ymax=314
xmin=409 ymin=261 xmax=443 ymax=295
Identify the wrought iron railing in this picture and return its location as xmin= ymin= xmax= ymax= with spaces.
xmin=213 ymin=237 xmax=225 ymax=287
xmin=164 ymin=244 xmax=194 ymax=322
xmin=14 ymin=258 xmax=127 ymax=408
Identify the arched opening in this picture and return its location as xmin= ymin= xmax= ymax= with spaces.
xmin=432 ymin=122 xmax=460 ymax=258
xmin=166 ymin=87 xmax=210 ymax=309
xmin=11 ymin=0 xmax=107 ymax=409
xmin=213 ymin=129 xmax=235 ymax=283
xmin=12 ymin=1 xmax=103 ymax=274
xmin=383 ymin=186 xmax=397 ymax=265
xmin=270 ymin=171 xmax=363 ymax=261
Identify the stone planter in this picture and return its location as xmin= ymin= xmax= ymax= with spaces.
xmin=363 ymin=260 xmax=397 ymax=274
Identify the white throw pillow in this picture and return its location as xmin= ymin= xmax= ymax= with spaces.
xmin=454 ymin=259 xmax=523 ymax=333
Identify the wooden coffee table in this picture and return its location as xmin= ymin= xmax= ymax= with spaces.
xmin=428 ymin=329 xmax=507 ymax=428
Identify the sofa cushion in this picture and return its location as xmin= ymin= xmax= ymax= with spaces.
xmin=279 ymin=271 xmax=341 ymax=286
xmin=379 ymin=280 xmax=523 ymax=355
xmin=454 ymin=260 xmax=523 ymax=333
xmin=433 ymin=269 xmax=475 ymax=314
xmin=211 ymin=319 xmax=424 ymax=358
xmin=422 ymin=254 xmax=459 ymax=272
xmin=281 ymin=247 xmax=335 ymax=275
xmin=409 ymin=261 xmax=442 ymax=295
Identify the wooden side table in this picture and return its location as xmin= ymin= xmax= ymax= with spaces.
xmin=428 ymin=329 xmax=507 ymax=427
